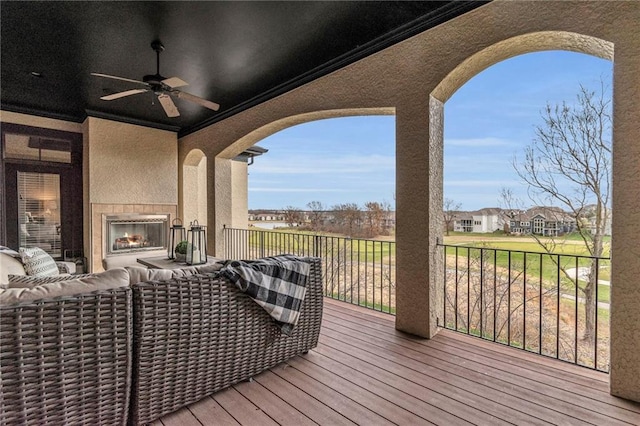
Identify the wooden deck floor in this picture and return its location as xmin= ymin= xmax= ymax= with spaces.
xmin=156 ymin=298 xmax=640 ymax=426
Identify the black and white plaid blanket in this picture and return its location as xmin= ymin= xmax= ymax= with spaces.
xmin=220 ymin=255 xmax=310 ymax=335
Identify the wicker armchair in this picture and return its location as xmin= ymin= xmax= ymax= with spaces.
xmin=0 ymin=288 xmax=132 ymax=425
xmin=130 ymin=257 xmax=323 ymax=425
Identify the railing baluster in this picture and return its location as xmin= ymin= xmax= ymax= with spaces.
xmin=493 ymin=249 xmax=497 ymax=342
xmin=557 ymin=254 xmax=561 ymax=360
xmin=480 ymin=247 xmax=484 ymax=338
xmin=388 ymin=241 xmax=392 ymax=314
xmin=455 ymin=246 xmax=459 ymax=331
xmin=365 ymin=240 xmax=368 ymax=309
xmin=508 ymin=250 xmax=512 ymax=346
xmin=350 ymin=238 xmax=354 ymax=304
xmin=372 ymin=241 xmax=376 ymax=311
xmin=539 ymin=253 xmax=543 ymax=355
xmin=467 ymin=247 xmax=470 ymax=334
xmin=575 ymin=255 xmax=579 ymax=365
xmin=380 ymin=241 xmax=384 ymax=312
xmin=443 ymin=243 xmax=447 ymax=328
xmin=523 ymin=252 xmax=527 ymax=350
xmin=595 ymin=257 xmax=599 ymax=370
xmin=357 ymin=238 xmax=361 ymax=307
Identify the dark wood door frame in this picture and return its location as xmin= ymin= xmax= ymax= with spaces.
xmin=1 ymin=123 xmax=83 ymax=258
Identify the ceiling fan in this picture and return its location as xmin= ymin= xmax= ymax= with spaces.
xmin=91 ymin=40 xmax=220 ymax=118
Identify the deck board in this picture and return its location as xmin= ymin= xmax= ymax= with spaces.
xmin=158 ymin=298 xmax=640 ymax=426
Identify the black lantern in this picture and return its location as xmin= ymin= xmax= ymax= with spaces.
xmin=168 ymin=218 xmax=186 ymax=259
xmin=186 ymin=220 xmax=207 ymax=265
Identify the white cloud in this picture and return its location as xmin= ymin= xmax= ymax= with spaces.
xmin=445 ymin=137 xmax=514 ymax=147
xmin=249 ymin=187 xmax=352 ymax=193
xmin=251 ymin=154 xmax=394 ymax=175
xmin=446 ymin=180 xmax=509 ymax=187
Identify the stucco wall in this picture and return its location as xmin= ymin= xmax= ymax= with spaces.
xmin=177 ymin=1 xmax=640 ymax=401
xmin=609 ymin=26 xmax=640 ymax=401
xmin=182 ymin=149 xmax=208 ymax=228
xmin=231 ymin=160 xmax=248 ymax=229
xmin=85 ymin=117 xmax=178 ymax=204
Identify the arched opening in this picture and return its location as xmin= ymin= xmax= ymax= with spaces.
xmin=182 ymin=149 xmax=207 ymax=229
xmin=210 ymin=108 xmax=394 ymax=256
xmin=430 ymin=31 xmax=614 ymax=370
xmin=247 ymin=116 xmax=395 ymax=219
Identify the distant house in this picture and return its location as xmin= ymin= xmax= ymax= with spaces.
xmin=453 ymin=208 xmax=505 ymax=233
xmin=248 ymin=210 xmax=285 ymax=221
xmin=581 ymin=204 xmax=612 ymax=236
xmin=507 ymin=206 xmax=576 ymax=237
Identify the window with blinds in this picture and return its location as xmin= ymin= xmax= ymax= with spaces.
xmin=17 ymin=172 xmax=62 ymax=257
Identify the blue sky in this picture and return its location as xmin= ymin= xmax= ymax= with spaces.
xmin=248 ymin=51 xmax=612 ymax=211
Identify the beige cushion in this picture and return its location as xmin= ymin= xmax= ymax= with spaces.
xmin=0 ymin=268 xmax=130 ymax=305
xmin=126 ymin=262 xmax=225 ymax=285
xmin=1 ymin=252 xmax=26 ymax=285
xmin=171 ymin=262 xmax=226 ymax=278
xmin=125 ymin=266 xmax=174 ymax=285
xmin=195 ymin=262 xmax=226 ymax=274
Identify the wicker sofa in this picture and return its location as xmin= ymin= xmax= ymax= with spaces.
xmin=0 ymin=257 xmax=323 ymax=425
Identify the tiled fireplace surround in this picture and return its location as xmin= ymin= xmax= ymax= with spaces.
xmin=90 ymin=203 xmax=178 ymax=272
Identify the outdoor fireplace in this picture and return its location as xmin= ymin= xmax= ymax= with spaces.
xmin=104 ymin=213 xmax=169 ymax=256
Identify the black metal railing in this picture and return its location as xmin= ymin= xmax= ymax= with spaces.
xmin=224 ymin=227 xmax=396 ymax=313
xmin=437 ymin=242 xmax=610 ymax=372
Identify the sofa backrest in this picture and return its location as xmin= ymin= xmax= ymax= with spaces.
xmin=0 ymin=267 xmax=130 ymax=304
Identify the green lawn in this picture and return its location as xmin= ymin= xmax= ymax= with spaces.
xmin=245 ymin=228 xmax=395 ymax=262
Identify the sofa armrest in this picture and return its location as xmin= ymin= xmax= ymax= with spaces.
xmin=0 ymin=287 xmax=132 ymax=425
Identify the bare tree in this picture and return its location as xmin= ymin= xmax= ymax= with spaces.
xmin=363 ymin=201 xmax=385 ymax=237
xmin=513 ymin=82 xmax=611 ymax=342
xmin=443 ymin=198 xmax=461 ymax=236
xmin=306 ymin=201 xmax=325 ymax=231
xmin=283 ymin=206 xmax=303 ymax=228
xmin=332 ymin=203 xmax=362 ymax=236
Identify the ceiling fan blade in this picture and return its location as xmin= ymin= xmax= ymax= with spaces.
xmin=91 ymin=73 xmax=149 ymax=86
xmin=175 ymin=90 xmax=220 ymax=111
xmin=157 ymin=93 xmax=180 ymax=117
xmin=162 ymin=77 xmax=188 ymax=88
xmin=100 ymin=88 xmax=148 ymax=101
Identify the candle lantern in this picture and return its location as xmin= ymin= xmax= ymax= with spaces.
xmin=186 ymin=220 xmax=207 ymax=265
xmin=168 ymin=218 xmax=186 ymax=259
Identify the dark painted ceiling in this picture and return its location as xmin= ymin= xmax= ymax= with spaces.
xmin=1 ymin=1 xmax=486 ymax=136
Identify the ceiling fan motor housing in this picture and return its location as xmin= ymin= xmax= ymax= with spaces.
xmin=143 ymin=74 xmax=167 ymax=87
xmin=145 ymin=40 xmax=166 ymax=87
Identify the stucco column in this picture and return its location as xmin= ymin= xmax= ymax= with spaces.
xmin=395 ymin=97 xmax=444 ymax=338
xmin=211 ymin=157 xmax=232 ymax=257
xmin=610 ymin=37 xmax=640 ymax=402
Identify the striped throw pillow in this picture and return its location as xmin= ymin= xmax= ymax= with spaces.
xmin=19 ymin=247 xmax=59 ymax=277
